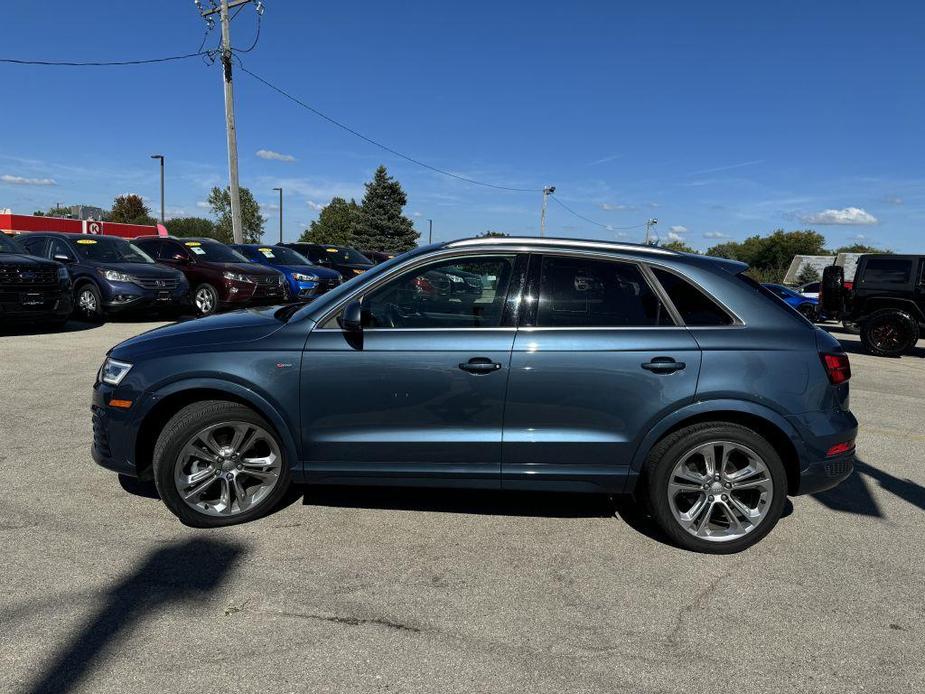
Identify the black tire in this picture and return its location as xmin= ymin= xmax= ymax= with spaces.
xmin=74 ymin=283 xmax=104 ymax=322
xmin=797 ymin=302 xmax=817 ymax=322
xmin=644 ymin=422 xmax=788 ymax=554
xmin=152 ymin=400 xmax=292 ymax=527
xmin=192 ymin=283 xmax=219 ymax=316
xmin=859 ymin=309 xmax=920 ymax=358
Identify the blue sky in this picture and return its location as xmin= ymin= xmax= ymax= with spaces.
xmin=1 ymin=1 xmax=923 ymax=250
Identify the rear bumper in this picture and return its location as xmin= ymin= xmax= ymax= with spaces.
xmin=794 ymin=451 xmax=855 ymax=495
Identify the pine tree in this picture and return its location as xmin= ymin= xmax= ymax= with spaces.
xmin=353 ymin=166 xmax=419 ymax=253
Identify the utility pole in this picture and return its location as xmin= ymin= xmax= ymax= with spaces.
xmin=198 ymin=0 xmax=258 ymax=244
xmin=273 ymin=187 xmax=283 ymax=242
xmin=645 ymin=218 xmax=658 ymax=245
xmin=540 ymin=186 xmax=556 ymax=237
xmin=427 ymin=218 xmax=433 ymax=244
xmin=150 ymin=154 xmax=165 ymax=224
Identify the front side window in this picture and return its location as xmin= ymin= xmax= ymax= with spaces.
xmin=861 ymin=258 xmax=912 ymax=285
xmin=651 ymin=267 xmax=733 ymax=326
xmin=48 ymin=238 xmax=75 ymax=261
xmin=362 ymin=255 xmax=515 ymax=329
xmin=19 ymin=235 xmax=48 ymax=256
xmin=535 ymin=256 xmax=670 ymax=327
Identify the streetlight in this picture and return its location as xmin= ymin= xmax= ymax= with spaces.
xmin=272 ymin=187 xmax=283 ymax=242
xmin=150 ymin=155 xmax=165 ymax=224
xmin=540 ymin=185 xmax=556 ymax=237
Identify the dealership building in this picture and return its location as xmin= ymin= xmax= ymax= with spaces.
xmin=0 ymin=212 xmax=168 ymax=239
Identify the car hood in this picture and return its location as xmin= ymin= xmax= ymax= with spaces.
xmin=0 ymin=253 xmax=59 ymax=268
xmin=275 ymin=264 xmax=341 ymax=279
xmin=217 ymin=262 xmax=281 ymax=276
xmin=111 ymin=306 xmax=288 ymax=360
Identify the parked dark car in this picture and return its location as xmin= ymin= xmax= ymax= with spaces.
xmin=821 ymin=254 xmax=925 ymax=357
xmin=762 ymin=283 xmax=819 ymax=321
xmin=278 ymin=243 xmax=374 ymax=279
xmin=0 ymin=232 xmax=73 ymax=327
xmin=228 ymin=243 xmax=342 ymax=301
xmin=93 ymin=236 xmax=856 ymax=554
xmin=17 ymin=232 xmax=188 ymax=321
xmin=361 ymin=250 xmax=396 ymax=265
xmin=134 ymin=237 xmax=287 ymax=316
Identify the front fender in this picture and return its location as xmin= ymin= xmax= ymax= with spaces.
xmin=628 ymin=398 xmax=802 ymax=472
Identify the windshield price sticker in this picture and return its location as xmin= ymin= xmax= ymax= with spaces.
xmin=259 ymin=248 xmax=275 ymax=257
xmin=190 ymin=247 xmax=206 ymax=255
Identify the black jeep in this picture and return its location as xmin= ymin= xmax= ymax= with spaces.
xmin=821 ymin=254 xmax=925 ymax=357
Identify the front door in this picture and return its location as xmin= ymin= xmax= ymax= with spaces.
xmin=502 ymin=253 xmax=702 ymax=492
xmin=301 ymin=253 xmax=527 ymax=487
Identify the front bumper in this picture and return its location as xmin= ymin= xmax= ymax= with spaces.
xmin=102 ymin=281 xmax=189 ymax=313
xmin=0 ymin=285 xmax=73 ymax=321
xmin=220 ymin=280 xmax=288 ymax=306
xmin=91 ymin=382 xmax=143 ymax=477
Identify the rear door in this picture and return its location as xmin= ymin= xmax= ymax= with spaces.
xmin=502 ymin=253 xmax=702 ymax=492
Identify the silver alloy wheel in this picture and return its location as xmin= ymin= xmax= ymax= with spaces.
xmin=174 ymin=420 xmax=282 ymax=517
xmin=195 ymin=287 xmax=215 ymax=314
xmin=667 ymin=440 xmax=774 ymax=542
xmin=78 ymin=288 xmax=97 ymax=314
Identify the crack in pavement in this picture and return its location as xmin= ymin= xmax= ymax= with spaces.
xmin=271 ymin=610 xmax=423 ymax=633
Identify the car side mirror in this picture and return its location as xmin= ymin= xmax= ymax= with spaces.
xmin=340 ymin=300 xmax=363 ymax=331
xmin=53 ymin=254 xmax=74 ymax=263
xmin=171 ymin=254 xmax=190 ymax=264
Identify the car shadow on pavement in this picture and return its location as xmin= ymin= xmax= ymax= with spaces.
xmin=0 ymin=320 xmax=98 ymax=336
xmin=23 ymin=538 xmax=243 ymax=694
xmin=812 ymin=457 xmax=925 ymax=517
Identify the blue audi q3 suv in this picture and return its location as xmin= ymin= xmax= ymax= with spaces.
xmin=91 ymin=237 xmax=857 ymax=553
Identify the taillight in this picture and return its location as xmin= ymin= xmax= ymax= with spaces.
xmin=821 ymin=352 xmax=851 ymax=385
xmin=826 ymin=440 xmax=855 ymax=457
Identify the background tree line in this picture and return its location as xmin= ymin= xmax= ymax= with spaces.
xmin=661 ymin=230 xmax=892 ymax=283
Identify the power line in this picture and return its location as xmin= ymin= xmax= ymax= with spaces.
xmin=0 ymin=52 xmax=211 ymax=67
xmin=235 ymin=10 xmax=263 ymax=53
xmin=549 ymin=196 xmax=646 ymax=231
xmin=237 ymin=64 xmax=543 ymax=193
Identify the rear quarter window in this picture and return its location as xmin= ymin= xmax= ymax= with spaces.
xmin=860 ymin=258 xmax=912 ymax=285
xmin=650 ymin=267 xmax=733 ymax=326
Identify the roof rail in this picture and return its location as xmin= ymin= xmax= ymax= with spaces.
xmin=445 ymin=236 xmax=677 ymax=255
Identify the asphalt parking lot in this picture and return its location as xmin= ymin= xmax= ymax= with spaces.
xmin=1 ymin=319 xmax=923 ymax=694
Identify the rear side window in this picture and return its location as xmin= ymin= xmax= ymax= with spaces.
xmin=651 ymin=268 xmax=733 ymax=326
xmin=536 ymin=256 xmax=671 ymax=327
xmin=861 ymin=258 xmax=912 ymax=285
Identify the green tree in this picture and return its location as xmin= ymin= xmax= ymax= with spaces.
xmin=298 ymin=197 xmax=360 ymax=245
xmin=166 ymin=216 xmax=219 ymax=240
xmin=479 ymin=230 xmax=509 ymax=237
xmin=833 ymin=243 xmax=891 ymax=254
xmin=706 ymin=229 xmax=828 ymax=283
xmin=796 ymin=264 xmax=821 ymax=285
xmin=661 ymin=239 xmax=697 ymax=253
xmin=352 ymin=166 xmax=419 ymax=253
xmin=110 ymin=194 xmax=156 ymax=225
xmin=208 ymin=186 xmax=264 ymax=243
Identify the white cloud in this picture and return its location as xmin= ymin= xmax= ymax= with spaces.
xmin=587 ymin=153 xmax=623 ymax=166
xmin=882 ymin=195 xmax=903 ymax=205
xmin=413 ymin=211 xmax=423 ymax=218
xmin=703 ymin=231 xmax=731 ymax=239
xmin=686 ymin=159 xmax=764 ymax=176
xmin=599 ymin=202 xmax=632 ymax=211
xmin=667 ymin=232 xmax=686 ymax=242
xmin=799 ymin=207 xmax=878 ymax=225
xmin=1 ymin=174 xmax=56 ymax=186
xmin=850 ymin=233 xmax=867 ymax=241
xmin=669 ymin=225 xmax=688 ymax=234
xmin=307 ymin=200 xmax=325 ymax=212
xmin=256 ymin=149 xmax=296 ymax=162
xmin=196 ymin=201 xmax=211 ymax=210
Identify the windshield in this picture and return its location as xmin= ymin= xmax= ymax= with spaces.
xmin=0 ymin=234 xmax=24 ymax=254
xmin=308 ymin=245 xmax=371 ymax=265
xmin=183 ymin=240 xmax=248 ymax=263
xmin=252 ymin=246 xmax=311 ymax=265
xmin=73 ymin=237 xmax=155 ymax=264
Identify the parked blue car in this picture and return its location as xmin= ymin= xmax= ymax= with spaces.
xmin=229 ymin=243 xmax=342 ymax=301
xmin=17 ymin=232 xmax=189 ymax=321
xmin=92 ymin=237 xmax=856 ymax=553
xmin=762 ymin=283 xmax=820 ymax=321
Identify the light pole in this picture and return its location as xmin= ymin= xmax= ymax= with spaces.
xmin=644 ymin=218 xmax=658 ymax=245
xmin=150 ymin=154 xmax=165 ymax=224
xmin=427 ymin=218 xmax=433 ymax=244
xmin=540 ymin=185 xmax=556 ymax=237
xmin=272 ymin=187 xmax=283 ymax=242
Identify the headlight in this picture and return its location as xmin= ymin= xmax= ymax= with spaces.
xmin=99 ymin=269 xmax=134 ymax=283
xmin=291 ymin=272 xmax=318 ymax=282
xmin=223 ymin=271 xmax=254 ymax=283
xmin=100 ymin=357 xmax=132 ymax=386
xmin=57 ymin=266 xmax=70 ymax=281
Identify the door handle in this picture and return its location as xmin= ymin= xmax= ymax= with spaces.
xmin=641 ymin=357 xmax=686 ymax=373
xmin=459 ymin=357 xmax=502 ymax=374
